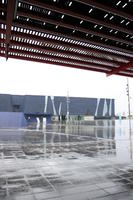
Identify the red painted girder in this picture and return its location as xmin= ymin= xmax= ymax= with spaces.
xmin=76 ymin=0 xmax=133 ymax=21
xmin=0 ymin=23 xmax=132 ymax=60
xmin=17 ymin=10 xmax=133 ymax=46
xmin=5 ymin=0 xmax=17 ymax=59
xmin=1 ymin=52 xmax=133 ymax=78
xmin=0 ymin=18 xmax=5 ymax=24
xmin=0 ymin=46 xmax=115 ymax=70
xmin=0 ymin=7 xmax=6 ymax=12
xmin=107 ymin=61 xmax=133 ymax=76
xmin=0 ymin=27 xmax=131 ymax=62
xmin=14 ymin=21 xmax=133 ymax=56
xmin=21 ymin=0 xmax=133 ymax=36
xmin=10 ymin=28 xmax=131 ymax=61
xmin=0 ymin=51 xmax=109 ymax=73
xmin=0 ymin=38 xmax=123 ymax=67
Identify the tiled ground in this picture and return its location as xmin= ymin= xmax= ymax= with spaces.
xmin=0 ymin=120 xmax=133 ymax=200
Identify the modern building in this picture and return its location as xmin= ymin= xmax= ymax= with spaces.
xmin=0 ymin=94 xmax=115 ymax=128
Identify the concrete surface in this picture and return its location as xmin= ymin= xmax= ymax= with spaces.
xmin=0 ymin=120 xmax=133 ymax=200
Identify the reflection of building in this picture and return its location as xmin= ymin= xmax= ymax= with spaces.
xmin=21 ymin=120 xmax=116 ymax=157
xmin=0 ymin=94 xmax=115 ymax=128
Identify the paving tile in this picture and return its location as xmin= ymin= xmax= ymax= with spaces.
xmin=87 ymin=189 xmax=109 ymax=199
xmin=0 ymin=122 xmax=133 ymax=200
xmin=104 ymin=185 xmax=128 ymax=195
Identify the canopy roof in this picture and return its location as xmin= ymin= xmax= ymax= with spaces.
xmin=0 ymin=0 xmax=133 ymax=77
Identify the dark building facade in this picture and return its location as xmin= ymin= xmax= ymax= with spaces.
xmin=0 ymin=94 xmax=115 ymax=119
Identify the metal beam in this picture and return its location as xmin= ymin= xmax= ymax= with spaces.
xmin=21 ymin=0 xmax=133 ymax=36
xmin=17 ymin=10 xmax=133 ymax=47
xmin=0 ymin=6 xmax=6 ymax=12
xmin=5 ymin=47 xmax=133 ymax=76
xmin=0 ymin=51 xmax=110 ymax=73
xmin=14 ymin=21 xmax=133 ymax=57
xmin=76 ymin=0 xmax=133 ymax=22
xmin=5 ymin=0 xmax=17 ymax=59
xmin=3 ymin=47 xmax=115 ymax=70
xmin=0 ymin=27 xmax=131 ymax=63
xmin=0 ymin=38 xmax=123 ymax=67
xmin=0 ymin=18 xmax=6 ymax=24
xmin=12 ymin=31 xmax=133 ymax=63
xmin=1 ymin=52 xmax=133 ymax=78
xmin=107 ymin=61 xmax=133 ymax=76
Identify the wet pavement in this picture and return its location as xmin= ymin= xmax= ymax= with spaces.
xmin=0 ymin=120 xmax=133 ymax=200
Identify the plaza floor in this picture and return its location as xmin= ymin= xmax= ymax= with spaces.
xmin=0 ymin=120 xmax=133 ymax=200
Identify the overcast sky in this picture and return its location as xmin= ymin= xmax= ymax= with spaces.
xmin=0 ymin=57 xmax=133 ymax=115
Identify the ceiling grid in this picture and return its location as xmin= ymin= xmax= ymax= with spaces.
xmin=0 ymin=0 xmax=133 ymax=77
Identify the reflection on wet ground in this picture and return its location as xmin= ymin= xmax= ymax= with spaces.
xmin=0 ymin=120 xmax=133 ymax=200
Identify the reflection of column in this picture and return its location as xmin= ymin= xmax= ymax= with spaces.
xmin=66 ymin=91 xmax=70 ymax=121
xmin=65 ymin=123 xmax=70 ymax=148
xmin=43 ymin=131 xmax=46 ymax=159
xmin=43 ymin=118 xmax=46 ymax=129
xmin=95 ymin=120 xmax=98 ymax=138
xmin=94 ymin=120 xmax=99 ymax=154
xmin=115 ymin=120 xmax=132 ymax=162
xmin=109 ymin=120 xmax=113 ymax=150
xmin=59 ymin=130 xmax=61 ymax=152
xmin=36 ymin=117 xmax=40 ymax=130
xmin=50 ymin=129 xmax=56 ymax=157
xmin=103 ymin=120 xmax=108 ymax=153
xmin=130 ymin=138 xmax=133 ymax=160
xmin=116 ymin=139 xmax=131 ymax=162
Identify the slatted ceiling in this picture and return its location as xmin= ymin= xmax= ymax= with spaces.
xmin=7 ymin=37 xmax=126 ymax=65
xmin=99 ymin=0 xmax=133 ymax=15
xmin=16 ymin=9 xmax=133 ymax=47
xmin=22 ymin=0 xmax=132 ymax=34
xmin=9 ymin=26 xmax=131 ymax=59
xmin=0 ymin=0 xmax=133 ymax=77
xmin=8 ymin=45 xmax=117 ymax=68
xmin=9 ymin=46 xmax=118 ymax=67
xmin=16 ymin=12 xmax=133 ymax=50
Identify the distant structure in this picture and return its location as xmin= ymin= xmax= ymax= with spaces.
xmin=0 ymin=94 xmax=115 ymax=128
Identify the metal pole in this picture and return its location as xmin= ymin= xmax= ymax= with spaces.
xmin=126 ymin=78 xmax=132 ymax=137
xmin=66 ymin=91 xmax=70 ymax=122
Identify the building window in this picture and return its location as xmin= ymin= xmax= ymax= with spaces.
xmin=13 ymin=105 xmax=20 ymax=112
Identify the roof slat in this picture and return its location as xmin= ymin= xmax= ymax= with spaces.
xmin=5 ymin=0 xmax=17 ymax=59
xmin=76 ymin=0 xmax=133 ymax=21
xmin=13 ymin=21 xmax=133 ymax=57
xmin=17 ymin=10 xmax=133 ymax=47
xmin=0 ymin=27 xmax=131 ymax=62
xmin=21 ymin=0 xmax=133 ymax=36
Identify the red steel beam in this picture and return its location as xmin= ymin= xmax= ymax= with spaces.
xmin=0 ymin=46 xmax=115 ymax=70
xmin=0 ymin=7 xmax=6 ymax=12
xmin=76 ymin=0 xmax=133 ymax=21
xmin=21 ymin=0 xmax=133 ymax=36
xmin=5 ymin=0 xmax=17 ymax=59
xmin=107 ymin=61 xmax=133 ymax=76
xmin=0 ymin=27 xmax=131 ymax=63
xmin=1 ymin=20 xmax=132 ymax=60
xmin=0 ymin=53 xmax=109 ymax=73
xmin=14 ymin=21 xmax=133 ymax=56
xmin=10 ymin=28 xmax=132 ymax=61
xmin=0 ymin=38 xmax=123 ymax=67
xmin=17 ymin=10 xmax=133 ymax=47
xmin=1 ymin=52 xmax=133 ymax=78
xmin=0 ymin=18 xmax=5 ymax=24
